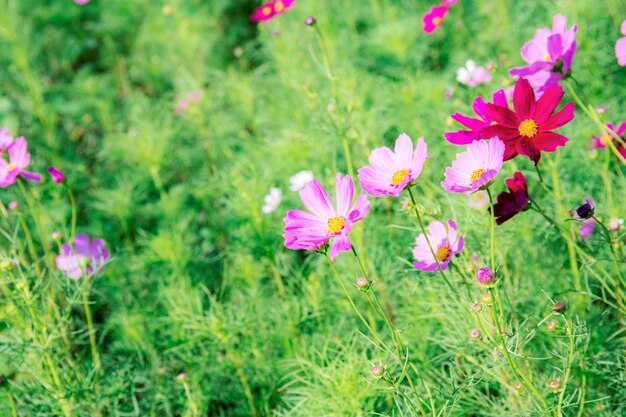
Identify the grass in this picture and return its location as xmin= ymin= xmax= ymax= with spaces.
xmin=0 ymin=0 xmax=625 ymax=415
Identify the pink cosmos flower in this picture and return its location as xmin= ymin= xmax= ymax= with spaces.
xmin=55 ymin=234 xmax=110 ymax=280
xmin=47 ymin=166 xmax=65 ymax=184
xmin=251 ymin=0 xmax=295 ymax=22
xmin=441 ymin=0 xmax=458 ymax=6
xmin=0 ymin=128 xmax=14 ymax=153
xmin=479 ymin=78 xmax=574 ymax=165
xmin=616 ymin=20 xmax=626 ymax=66
xmin=442 ymin=137 xmax=505 ymax=193
xmin=422 ymin=5 xmax=447 ymax=34
xmin=357 ymin=134 xmax=428 ymax=197
xmin=283 ymin=173 xmax=370 ymax=260
xmin=591 ymin=121 xmax=626 ymax=162
xmin=74 ymin=0 xmax=90 ymax=4
xmin=456 ymin=60 xmax=492 ymax=87
xmin=0 ymin=137 xmax=42 ymax=187
xmin=413 ymin=220 xmax=463 ymax=272
xmin=510 ymin=14 xmax=577 ymax=96
xmin=444 ymin=89 xmax=509 ymax=145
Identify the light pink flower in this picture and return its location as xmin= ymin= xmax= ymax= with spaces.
xmin=283 ymin=173 xmax=370 ymax=260
xmin=0 ymin=137 xmax=42 ymax=187
xmin=422 ymin=5 xmax=447 ymax=34
xmin=413 ymin=220 xmax=463 ymax=272
xmin=358 ymin=134 xmax=428 ymax=197
xmin=510 ymin=14 xmax=577 ymax=96
xmin=55 ymin=234 xmax=110 ymax=280
xmin=74 ymin=0 xmax=90 ymax=4
xmin=616 ymin=20 xmax=626 ymax=66
xmin=442 ymin=137 xmax=505 ymax=193
xmin=456 ymin=60 xmax=492 ymax=87
xmin=0 ymin=128 xmax=14 ymax=153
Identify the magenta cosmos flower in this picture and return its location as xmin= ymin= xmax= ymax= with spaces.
xmin=479 ymin=78 xmax=574 ymax=165
xmin=251 ymin=0 xmax=295 ymax=22
xmin=510 ymin=14 xmax=577 ymax=96
xmin=413 ymin=220 xmax=463 ymax=272
xmin=357 ymin=134 xmax=428 ymax=197
xmin=283 ymin=173 xmax=370 ymax=260
xmin=442 ymin=137 xmax=505 ymax=193
xmin=444 ymin=89 xmax=509 ymax=145
xmin=617 ymin=21 xmax=626 ymax=66
xmin=592 ymin=121 xmax=626 ymax=162
xmin=55 ymin=234 xmax=110 ymax=280
xmin=422 ymin=5 xmax=447 ymax=34
xmin=490 ymin=172 xmax=530 ymax=225
xmin=0 ymin=137 xmax=42 ymax=187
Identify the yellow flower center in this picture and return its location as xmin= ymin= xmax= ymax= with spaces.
xmin=327 ymin=216 xmax=346 ymax=234
xmin=274 ymin=1 xmax=284 ymax=12
xmin=600 ymin=135 xmax=611 ymax=145
xmin=433 ymin=17 xmax=442 ymax=26
xmin=470 ymin=169 xmax=486 ymax=182
xmin=544 ymin=54 xmax=551 ymax=61
xmin=262 ymin=6 xmax=272 ymax=15
xmin=518 ymin=119 xmax=538 ymax=138
xmin=391 ymin=169 xmax=409 ymax=186
xmin=436 ymin=245 xmax=451 ymax=262
xmin=7 ymin=164 xmax=17 ymax=171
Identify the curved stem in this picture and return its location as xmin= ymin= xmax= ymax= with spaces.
xmin=556 ymin=315 xmax=575 ymax=417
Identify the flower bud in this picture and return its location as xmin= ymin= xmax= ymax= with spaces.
xmin=575 ymin=202 xmax=594 ymax=219
xmin=8 ymin=201 xmax=17 ymax=211
xmin=47 ymin=166 xmax=65 ymax=184
xmin=549 ymin=379 xmax=561 ymax=391
xmin=514 ymin=381 xmax=522 ymax=390
xmin=469 ymin=329 xmax=480 ymax=339
xmin=476 ymin=267 xmax=494 ymax=284
xmin=305 ymin=16 xmax=316 ymax=26
xmin=356 ymin=276 xmax=369 ymax=290
xmin=52 ymin=231 xmax=62 ymax=241
xmin=547 ymin=320 xmax=557 ymax=331
xmin=480 ymin=292 xmax=493 ymax=305
xmin=371 ymin=365 xmax=384 ymax=377
xmin=553 ymin=301 xmax=566 ymax=313
xmin=176 ymin=372 xmax=187 ymax=382
xmin=608 ymin=218 xmax=623 ymax=232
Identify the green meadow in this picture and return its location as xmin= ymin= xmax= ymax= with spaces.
xmin=0 ymin=0 xmax=625 ymax=416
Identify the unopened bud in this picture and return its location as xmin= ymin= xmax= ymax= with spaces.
xmin=553 ymin=301 xmax=566 ymax=313
xmin=52 ymin=231 xmax=62 ymax=241
xmin=305 ymin=16 xmax=316 ymax=26
xmin=514 ymin=381 xmax=522 ymax=390
xmin=356 ymin=276 xmax=368 ymax=290
xmin=549 ymin=379 xmax=561 ymax=391
xmin=371 ymin=365 xmax=384 ymax=377
xmin=476 ymin=267 xmax=494 ymax=284
xmin=8 ymin=201 xmax=17 ymax=211
xmin=547 ymin=320 xmax=557 ymax=331
xmin=480 ymin=292 xmax=493 ymax=305
xmin=469 ymin=329 xmax=480 ymax=339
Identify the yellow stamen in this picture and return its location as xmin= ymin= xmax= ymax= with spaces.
xmin=274 ymin=1 xmax=284 ymax=12
xmin=433 ymin=16 xmax=442 ymax=26
xmin=518 ymin=119 xmax=538 ymax=138
xmin=391 ymin=169 xmax=409 ymax=186
xmin=470 ymin=169 xmax=486 ymax=182
xmin=600 ymin=135 xmax=611 ymax=145
xmin=436 ymin=245 xmax=451 ymax=262
xmin=327 ymin=216 xmax=345 ymax=234
xmin=544 ymin=54 xmax=551 ymax=61
xmin=490 ymin=121 xmax=498 ymax=126
xmin=262 ymin=6 xmax=272 ymax=15
xmin=7 ymin=164 xmax=17 ymax=171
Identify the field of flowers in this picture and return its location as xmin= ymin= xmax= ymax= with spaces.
xmin=1 ymin=0 xmax=626 ymax=416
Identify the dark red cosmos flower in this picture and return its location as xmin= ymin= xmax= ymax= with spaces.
xmin=490 ymin=172 xmax=530 ymax=225
xmin=444 ymin=89 xmax=509 ymax=145
xmin=480 ymin=78 xmax=574 ymax=165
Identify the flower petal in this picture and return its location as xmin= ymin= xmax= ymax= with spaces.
xmin=513 ymin=78 xmax=536 ymax=120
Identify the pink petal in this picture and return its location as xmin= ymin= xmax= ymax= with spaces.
xmin=616 ymin=37 xmax=626 ymax=66
xmin=533 ymin=84 xmax=564 ymax=124
xmin=539 ymin=102 xmax=574 ymax=132
xmin=335 ymin=173 xmax=354 ymax=216
xmin=513 ymin=78 xmax=536 ymax=120
xmin=299 ymin=180 xmax=335 ymax=219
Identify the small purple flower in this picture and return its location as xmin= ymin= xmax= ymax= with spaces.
xmin=0 ymin=137 xmax=42 ymax=187
xmin=578 ymin=218 xmax=596 ymax=240
xmin=47 ymin=166 xmax=65 ymax=184
xmin=55 ymin=234 xmax=110 ymax=280
xmin=476 ymin=267 xmax=494 ymax=284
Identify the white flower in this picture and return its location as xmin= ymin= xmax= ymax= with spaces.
xmin=456 ymin=60 xmax=492 ymax=87
xmin=289 ymin=170 xmax=314 ymax=191
xmin=466 ymin=190 xmax=489 ymax=209
xmin=262 ymin=187 xmax=282 ymax=214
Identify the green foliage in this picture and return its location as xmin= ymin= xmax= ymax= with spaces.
xmin=0 ymin=0 xmax=625 ymax=416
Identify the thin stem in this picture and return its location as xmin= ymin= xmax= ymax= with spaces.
xmin=67 ymin=187 xmax=77 ymax=240
xmin=82 ymin=284 xmax=102 ymax=390
xmin=556 ymin=315 xmax=575 ymax=417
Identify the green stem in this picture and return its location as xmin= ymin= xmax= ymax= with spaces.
xmin=67 ymin=187 xmax=77 ymax=240
xmin=556 ymin=315 xmax=575 ymax=417
xmin=82 ymin=285 xmax=102 ymax=383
